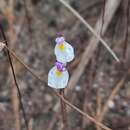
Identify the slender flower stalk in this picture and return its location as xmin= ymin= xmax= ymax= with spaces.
xmin=60 ymin=89 xmax=68 ymax=129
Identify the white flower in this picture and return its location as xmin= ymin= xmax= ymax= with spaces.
xmin=48 ymin=66 xmax=69 ymax=89
xmin=54 ymin=37 xmax=74 ymax=63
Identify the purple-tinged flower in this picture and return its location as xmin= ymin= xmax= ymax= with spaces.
xmin=48 ymin=66 xmax=69 ymax=89
xmin=55 ymin=37 xmax=65 ymax=44
xmin=48 ymin=36 xmax=75 ymax=89
xmin=55 ymin=37 xmax=75 ymax=63
xmin=55 ymin=61 xmax=66 ymax=72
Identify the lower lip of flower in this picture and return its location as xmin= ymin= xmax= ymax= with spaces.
xmin=55 ymin=69 xmax=63 ymax=77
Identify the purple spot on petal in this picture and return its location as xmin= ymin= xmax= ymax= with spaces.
xmin=55 ymin=37 xmax=65 ymax=44
xmin=55 ymin=61 xmax=66 ymax=72
xmin=56 ymin=32 xmax=63 ymax=37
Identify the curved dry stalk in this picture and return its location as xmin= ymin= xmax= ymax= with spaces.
xmin=58 ymin=0 xmax=120 ymax=62
xmin=11 ymin=83 xmax=21 ymax=130
xmin=4 ymin=45 xmax=112 ymax=130
xmin=96 ymin=2 xmax=106 ymax=129
xmin=5 ymin=1 xmax=21 ymax=130
xmin=96 ymin=90 xmax=102 ymax=130
xmin=123 ymin=0 xmax=130 ymax=58
xmin=94 ymin=73 xmax=130 ymax=130
xmin=55 ymin=91 xmax=112 ymax=130
xmin=99 ymin=76 xmax=127 ymax=122
xmin=100 ymin=0 xmax=106 ymax=36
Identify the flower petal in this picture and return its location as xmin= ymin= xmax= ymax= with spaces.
xmin=54 ymin=42 xmax=74 ymax=63
xmin=48 ymin=66 xmax=69 ymax=89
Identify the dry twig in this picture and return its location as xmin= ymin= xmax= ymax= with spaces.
xmin=99 ymin=76 xmax=127 ymax=122
xmin=95 ymin=73 xmax=129 ymax=130
xmin=63 ymin=0 xmax=121 ymax=95
xmin=96 ymin=91 xmax=102 ymax=130
xmin=4 ymin=1 xmax=21 ymax=130
xmin=11 ymin=82 xmax=21 ymax=130
xmin=0 ymin=25 xmax=28 ymax=130
xmin=123 ymin=0 xmax=130 ymax=58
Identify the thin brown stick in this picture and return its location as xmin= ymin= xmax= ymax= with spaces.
xmin=94 ymin=0 xmax=106 ymax=70
xmin=47 ymin=112 xmax=59 ymax=130
xmin=95 ymin=1 xmax=106 ymax=129
xmin=11 ymin=82 xmax=21 ymax=130
xmin=55 ymin=91 xmax=112 ymax=130
xmin=96 ymin=91 xmax=102 ymax=130
xmin=94 ymin=72 xmax=129 ymax=130
xmin=4 ymin=45 xmax=45 ymax=82
xmin=4 ymin=45 xmax=112 ymax=130
xmin=81 ymin=59 xmax=96 ymax=129
xmin=23 ymin=0 xmax=33 ymax=38
xmin=99 ymin=76 xmax=127 ymax=122
xmin=123 ymin=0 xmax=130 ymax=58
xmin=100 ymin=0 xmax=106 ymax=36
xmin=0 ymin=24 xmax=29 ymax=130
xmin=4 ymin=1 xmax=21 ymax=130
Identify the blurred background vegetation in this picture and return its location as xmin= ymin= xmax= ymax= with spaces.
xmin=0 ymin=0 xmax=130 ymax=130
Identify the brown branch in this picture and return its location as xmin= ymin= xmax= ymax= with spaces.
xmin=23 ymin=0 xmax=33 ymax=42
xmin=3 ymin=1 xmax=21 ymax=130
xmin=4 ymin=45 xmax=45 ymax=83
xmin=59 ymin=89 xmax=68 ymax=130
xmin=95 ymin=2 xmax=106 ymax=129
xmin=96 ymin=90 xmax=102 ymax=130
xmin=55 ymin=91 xmax=112 ymax=130
xmin=100 ymin=0 xmax=106 ymax=36
xmin=99 ymin=76 xmax=127 ymax=122
xmin=0 ymin=24 xmax=29 ymax=130
xmin=11 ymin=82 xmax=21 ymax=130
xmin=94 ymin=73 xmax=129 ymax=130
xmin=123 ymin=0 xmax=130 ymax=58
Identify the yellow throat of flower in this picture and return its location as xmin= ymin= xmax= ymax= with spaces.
xmin=56 ymin=69 xmax=63 ymax=77
xmin=58 ymin=43 xmax=65 ymax=51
